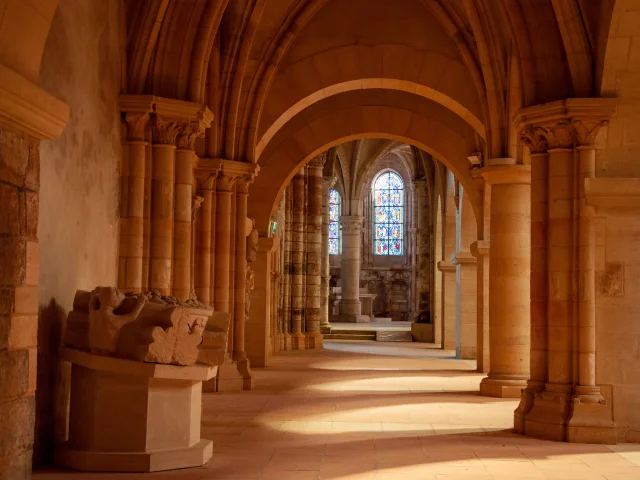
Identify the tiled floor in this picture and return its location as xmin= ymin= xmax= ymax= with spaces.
xmin=35 ymin=341 xmax=640 ymax=479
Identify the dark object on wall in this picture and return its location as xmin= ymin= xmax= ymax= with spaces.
xmin=416 ymin=311 xmax=431 ymax=324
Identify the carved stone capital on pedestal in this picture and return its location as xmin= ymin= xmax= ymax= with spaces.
xmin=339 ymin=215 xmax=363 ymax=235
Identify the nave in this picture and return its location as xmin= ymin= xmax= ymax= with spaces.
xmin=35 ymin=342 xmax=640 ymax=480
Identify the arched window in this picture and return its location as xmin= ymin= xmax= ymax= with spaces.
xmin=373 ymin=171 xmax=404 ymax=255
xmin=328 ymin=189 xmax=342 ymax=254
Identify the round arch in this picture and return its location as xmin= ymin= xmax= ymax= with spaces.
xmin=249 ymin=89 xmax=485 ymax=239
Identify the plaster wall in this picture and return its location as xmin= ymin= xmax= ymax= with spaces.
xmin=35 ymin=0 xmax=122 ymax=462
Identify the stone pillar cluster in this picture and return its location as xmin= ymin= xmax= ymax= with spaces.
xmin=274 ymin=155 xmax=327 ymax=350
xmin=512 ymin=99 xmax=617 ymax=443
xmin=119 ymin=95 xmax=260 ymax=392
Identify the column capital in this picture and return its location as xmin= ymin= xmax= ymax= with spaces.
xmin=470 ymin=240 xmax=490 ymax=258
xmin=213 ymin=159 xmax=260 ymax=193
xmin=515 ymin=97 xmax=617 ymax=150
xmin=323 ymin=176 xmax=337 ymax=192
xmin=128 ymin=94 xmax=212 ymax=147
xmin=308 ymin=151 xmax=327 ymax=168
xmin=339 ymin=215 xmax=363 ymax=234
xmin=195 ymin=158 xmax=224 ymax=190
xmin=480 ymin=164 xmax=531 ymax=186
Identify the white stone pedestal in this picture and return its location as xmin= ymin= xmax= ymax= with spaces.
xmin=56 ymin=348 xmax=217 ymax=472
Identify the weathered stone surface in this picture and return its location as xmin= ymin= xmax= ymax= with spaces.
xmin=63 ymin=288 xmax=230 ymax=367
xmin=0 ymin=349 xmax=29 ymax=396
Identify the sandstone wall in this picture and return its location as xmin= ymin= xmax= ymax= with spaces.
xmin=35 ymin=0 xmax=122 ymax=463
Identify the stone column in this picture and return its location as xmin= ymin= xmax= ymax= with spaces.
xmin=194 ymin=159 xmax=223 ymax=305
xmin=321 ymin=177 xmax=336 ymax=332
xmin=515 ymin=129 xmax=549 ymax=433
xmin=339 ymin=216 xmax=366 ymax=322
xmin=451 ymin=251 xmax=477 ymax=359
xmin=291 ymin=169 xmax=306 ymax=349
xmin=233 ymin=176 xmax=252 ymax=387
xmin=149 ymin=117 xmax=179 ymax=295
xmin=414 ymin=179 xmax=429 ymax=314
xmin=567 ymin=121 xmax=616 ymax=443
xmin=246 ymin=237 xmax=276 ymax=367
xmin=120 ymin=113 xmax=149 ymax=293
xmin=283 ymin=186 xmax=293 ymax=349
xmin=213 ymin=173 xmax=235 ymax=313
xmin=305 ymin=157 xmax=324 ymax=348
xmin=480 ymin=162 xmax=531 ymax=398
xmin=195 ymin=179 xmax=214 ymax=304
xmin=471 ymin=240 xmax=490 ymax=373
xmin=437 ymin=260 xmax=457 ymax=350
xmin=172 ymin=129 xmax=199 ymax=301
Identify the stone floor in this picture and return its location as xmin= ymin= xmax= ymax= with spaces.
xmin=35 ymin=341 xmax=640 ymax=480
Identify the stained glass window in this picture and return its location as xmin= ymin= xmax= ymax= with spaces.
xmin=328 ymin=189 xmax=342 ymax=255
xmin=373 ymin=171 xmax=404 ymax=255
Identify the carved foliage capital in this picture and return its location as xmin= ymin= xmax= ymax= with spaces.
xmin=520 ymin=126 xmax=549 ymax=154
xmin=340 ymin=216 xmax=363 ymax=235
xmin=572 ymin=119 xmax=608 ymax=147
xmin=308 ymin=152 xmax=328 ymax=168
xmin=235 ymin=175 xmax=254 ymax=194
xmin=176 ymin=122 xmax=206 ymax=150
xmin=124 ymin=112 xmax=150 ymax=141
xmin=216 ymin=173 xmax=237 ymax=192
xmin=151 ymin=115 xmax=181 ymax=145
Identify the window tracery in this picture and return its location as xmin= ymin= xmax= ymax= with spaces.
xmin=328 ymin=189 xmax=342 ymax=255
xmin=373 ymin=171 xmax=404 ymax=256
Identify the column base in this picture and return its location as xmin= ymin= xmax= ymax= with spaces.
xmin=283 ymin=333 xmax=292 ymax=351
xmin=321 ymin=323 xmax=331 ymax=334
xmin=205 ymin=357 xmax=250 ymax=392
xmin=291 ymin=333 xmax=306 ymax=350
xmin=480 ymin=375 xmax=527 ymax=398
xmin=514 ymin=383 xmax=542 ymax=434
xmin=334 ymin=314 xmax=370 ymax=323
xmin=56 ymin=439 xmax=212 ymax=473
xmin=305 ymin=333 xmax=324 ymax=349
xmin=567 ymin=390 xmax=616 ymax=444
xmin=522 ymin=384 xmax=572 ymax=441
xmin=236 ymin=357 xmax=253 ymax=391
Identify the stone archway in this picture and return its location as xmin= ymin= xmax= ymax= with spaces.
xmin=249 ymin=88 xmax=486 ymax=240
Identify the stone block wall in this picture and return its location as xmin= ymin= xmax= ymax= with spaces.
xmin=0 ymin=127 xmax=40 ymax=478
xmin=595 ymin=214 xmax=640 ymax=442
